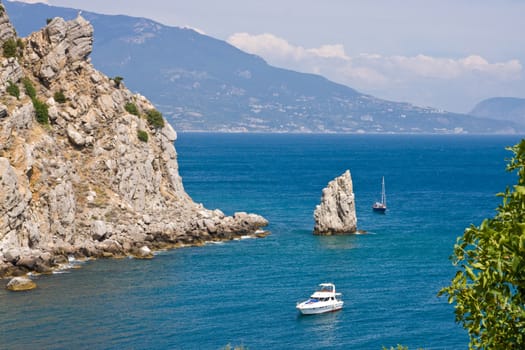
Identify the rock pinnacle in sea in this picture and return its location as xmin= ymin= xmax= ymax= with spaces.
xmin=313 ymin=170 xmax=357 ymax=235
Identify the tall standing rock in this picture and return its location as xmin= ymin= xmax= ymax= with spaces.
xmin=0 ymin=3 xmax=16 ymax=43
xmin=0 ymin=3 xmax=22 ymax=89
xmin=313 ymin=170 xmax=357 ymax=235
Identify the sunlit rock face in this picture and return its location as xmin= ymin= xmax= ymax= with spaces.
xmin=0 ymin=3 xmax=267 ymax=277
xmin=313 ymin=170 xmax=357 ymax=235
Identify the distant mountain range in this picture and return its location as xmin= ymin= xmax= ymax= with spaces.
xmin=5 ymin=1 xmax=523 ymax=134
xmin=470 ymin=97 xmax=525 ymax=126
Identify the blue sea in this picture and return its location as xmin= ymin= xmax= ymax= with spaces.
xmin=1 ymin=134 xmax=523 ymax=349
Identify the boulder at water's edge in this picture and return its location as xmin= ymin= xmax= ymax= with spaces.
xmin=6 ymin=276 xmax=37 ymax=291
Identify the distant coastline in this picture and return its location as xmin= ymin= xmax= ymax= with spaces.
xmin=5 ymin=1 xmax=523 ymax=135
xmin=177 ymin=130 xmax=525 ymax=136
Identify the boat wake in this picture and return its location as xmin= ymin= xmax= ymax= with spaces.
xmin=355 ymin=230 xmax=376 ymax=235
xmin=234 ymin=235 xmax=255 ymax=241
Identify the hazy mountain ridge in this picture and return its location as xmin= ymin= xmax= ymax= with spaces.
xmin=5 ymin=1 xmax=522 ymax=134
xmin=470 ymin=97 xmax=525 ymax=126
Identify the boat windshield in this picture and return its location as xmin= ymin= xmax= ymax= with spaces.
xmin=319 ymin=285 xmax=334 ymax=293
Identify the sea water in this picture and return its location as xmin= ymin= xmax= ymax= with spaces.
xmin=0 ymin=134 xmax=522 ymax=349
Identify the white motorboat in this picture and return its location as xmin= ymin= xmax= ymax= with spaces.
xmin=296 ymin=283 xmax=344 ymax=315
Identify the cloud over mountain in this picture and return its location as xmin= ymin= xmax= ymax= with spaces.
xmin=228 ymin=32 xmax=523 ymax=111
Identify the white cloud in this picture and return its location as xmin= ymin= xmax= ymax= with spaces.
xmin=228 ymin=33 xmax=306 ymax=62
xmin=228 ymin=33 xmax=521 ymax=84
xmin=308 ymin=44 xmax=348 ymax=60
xmin=182 ymin=25 xmax=206 ymax=35
xmin=373 ymin=54 xmax=522 ymax=80
xmin=227 ymin=32 xmax=523 ymax=111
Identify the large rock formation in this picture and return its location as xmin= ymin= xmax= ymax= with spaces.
xmin=0 ymin=3 xmax=268 ymax=278
xmin=313 ymin=170 xmax=357 ymax=235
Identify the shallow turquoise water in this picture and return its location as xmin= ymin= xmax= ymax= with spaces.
xmin=1 ymin=134 xmax=522 ymax=349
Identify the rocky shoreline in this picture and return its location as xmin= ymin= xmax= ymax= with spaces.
xmin=1 ymin=210 xmax=269 ymax=279
xmin=0 ymin=3 xmax=268 ymax=284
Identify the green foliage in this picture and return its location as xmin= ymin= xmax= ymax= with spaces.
xmin=137 ymin=129 xmax=148 ymax=143
xmin=22 ymin=77 xmax=36 ymax=99
xmin=2 ymin=38 xmax=17 ymax=58
xmin=54 ymin=90 xmax=67 ymax=104
xmin=439 ymin=139 xmax=525 ymax=349
xmin=46 ymin=18 xmax=53 ymax=25
xmin=17 ymin=38 xmax=24 ymax=50
xmin=125 ymin=102 xmax=139 ymax=116
xmin=22 ymin=76 xmax=50 ymax=125
xmin=146 ymin=109 xmax=165 ymax=128
xmin=32 ymin=98 xmax=49 ymax=125
xmin=6 ymin=80 xmax=20 ymax=99
xmin=113 ymin=76 xmax=124 ymax=88
xmin=2 ymin=37 xmax=24 ymax=58
xmin=0 ymin=5 xmax=5 ymax=15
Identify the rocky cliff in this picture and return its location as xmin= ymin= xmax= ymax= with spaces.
xmin=0 ymin=3 xmax=267 ymax=278
xmin=313 ymin=170 xmax=357 ymax=235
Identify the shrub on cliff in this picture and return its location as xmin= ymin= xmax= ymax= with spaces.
xmin=440 ymin=139 xmax=525 ymax=349
xmin=54 ymin=90 xmax=67 ymax=104
xmin=146 ymin=109 xmax=165 ymax=128
xmin=125 ymin=102 xmax=139 ymax=116
xmin=32 ymin=98 xmax=49 ymax=125
xmin=16 ymin=38 xmax=24 ymax=51
xmin=2 ymin=38 xmax=17 ymax=58
xmin=113 ymin=76 xmax=124 ymax=88
xmin=22 ymin=77 xmax=36 ymax=99
xmin=137 ymin=129 xmax=148 ymax=142
xmin=6 ymin=80 xmax=20 ymax=99
xmin=2 ymin=38 xmax=24 ymax=58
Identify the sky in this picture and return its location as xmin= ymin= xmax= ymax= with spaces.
xmin=12 ymin=0 xmax=525 ymax=113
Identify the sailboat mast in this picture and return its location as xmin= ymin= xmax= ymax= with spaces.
xmin=372 ymin=176 xmax=387 ymax=212
xmin=381 ymin=176 xmax=386 ymax=206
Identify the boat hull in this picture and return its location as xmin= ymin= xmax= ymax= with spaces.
xmin=372 ymin=206 xmax=386 ymax=213
xmin=296 ymin=301 xmax=344 ymax=315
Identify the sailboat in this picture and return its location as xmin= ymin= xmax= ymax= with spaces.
xmin=372 ymin=176 xmax=387 ymax=212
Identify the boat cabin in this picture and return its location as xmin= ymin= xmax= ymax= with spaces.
xmin=318 ymin=283 xmax=335 ymax=293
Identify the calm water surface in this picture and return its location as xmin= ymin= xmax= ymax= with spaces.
xmin=1 ymin=134 xmax=522 ymax=349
